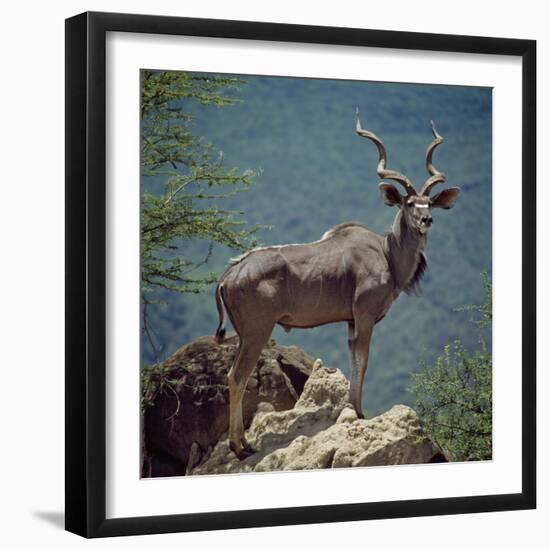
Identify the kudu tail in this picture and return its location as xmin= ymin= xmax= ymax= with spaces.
xmin=214 ymin=283 xmax=227 ymax=344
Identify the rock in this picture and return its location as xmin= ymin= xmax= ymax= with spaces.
xmin=184 ymin=441 xmax=201 ymax=475
xmin=141 ymin=334 xmax=316 ymax=477
xmin=336 ymin=406 xmax=358 ymax=424
xmin=190 ymin=362 xmax=446 ymax=475
xmin=295 ymin=359 xmax=349 ymax=413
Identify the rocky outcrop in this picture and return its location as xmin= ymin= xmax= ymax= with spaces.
xmin=141 ymin=334 xmax=316 ymax=477
xmin=190 ymin=360 xmax=446 ymax=475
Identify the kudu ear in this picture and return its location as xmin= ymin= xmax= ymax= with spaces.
xmin=430 ymin=186 xmax=460 ymax=209
xmin=378 ymin=183 xmax=403 ymax=207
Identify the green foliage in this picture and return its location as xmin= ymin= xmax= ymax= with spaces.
xmin=409 ymin=275 xmax=492 ymax=461
xmin=455 ymin=271 xmax=492 ymax=330
xmin=140 ymin=70 xmax=261 ymax=355
xmin=141 ymin=362 xmax=180 ymax=415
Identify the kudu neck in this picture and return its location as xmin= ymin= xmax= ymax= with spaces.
xmin=386 ymin=209 xmax=427 ymax=292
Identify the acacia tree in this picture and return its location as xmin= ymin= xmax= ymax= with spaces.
xmin=409 ymin=273 xmax=492 ymax=461
xmin=141 ymin=70 xmax=259 ymax=353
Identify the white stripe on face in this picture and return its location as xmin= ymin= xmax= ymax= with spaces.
xmin=415 ymin=204 xmax=430 ymax=208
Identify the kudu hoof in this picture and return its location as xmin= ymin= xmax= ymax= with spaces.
xmin=229 ymin=440 xmax=257 ymax=460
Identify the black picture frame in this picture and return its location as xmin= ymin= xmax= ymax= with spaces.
xmin=65 ymin=11 xmax=536 ymax=538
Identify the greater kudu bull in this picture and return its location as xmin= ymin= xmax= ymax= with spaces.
xmin=215 ymin=110 xmax=460 ymax=458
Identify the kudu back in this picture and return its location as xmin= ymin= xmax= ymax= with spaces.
xmin=215 ymin=110 xmax=460 ymax=458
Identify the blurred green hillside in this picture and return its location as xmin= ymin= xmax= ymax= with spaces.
xmin=141 ymin=73 xmax=492 ymax=416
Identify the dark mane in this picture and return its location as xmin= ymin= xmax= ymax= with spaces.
xmin=403 ymin=252 xmax=428 ymax=295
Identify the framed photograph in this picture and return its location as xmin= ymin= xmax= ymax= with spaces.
xmin=65 ymin=11 xmax=536 ymax=538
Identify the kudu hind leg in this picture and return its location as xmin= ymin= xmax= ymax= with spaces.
xmin=227 ymin=327 xmax=272 ymax=459
xmin=347 ymin=317 xmax=374 ymax=418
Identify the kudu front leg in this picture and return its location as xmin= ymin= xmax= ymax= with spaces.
xmin=347 ymin=317 xmax=374 ymax=418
